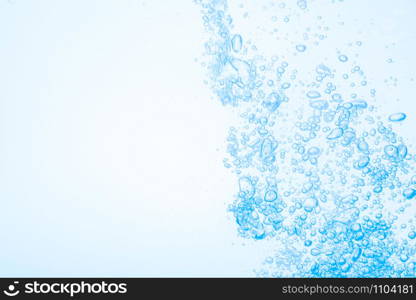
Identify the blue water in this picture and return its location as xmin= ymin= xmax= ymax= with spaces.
xmin=196 ymin=0 xmax=416 ymax=277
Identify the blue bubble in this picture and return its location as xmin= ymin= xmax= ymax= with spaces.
xmin=310 ymin=248 xmax=321 ymax=256
xmin=355 ymin=156 xmax=370 ymax=169
xmin=338 ymin=54 xmax=348 ymax=62
xmin=384 ymin=145 xmax=398 ymax=158
xmin=403 ymin=188 xmax=416 ymax=200
xmin=357 ymin=140 xmax=369 ymax=153
xmin=331 ymin=93 xmax=343 ymax=102
xmin=297 ymin=0 xmax=307 ymax=10
xmin=400 ymin=254 xmax=409 ymax=262
xmin=373 ymin=185 xmax=383 ymax=193
xmin=296 ymin=44 xmax=307 ymax=52
xmin=398 ymin=144 xmax=408 ymax=160
xmin=303 ymin=198 xmax=318 ymax=212
xmin=308 ymin=147 xmax=321 ymax=156
xmin=231 ymin=34 xmax=243 ymax=52
xmin=351 ymin=99 xmax=367 ymax=109
xmin=352 ymin=247 xmax=362 ymax=261
xmin=306 ymin=90 xmax=321 ymax=99
xmin=327 ymin=127 xmax=344 ymax=140
xmin=264 ymin=190 xmax=278 ymax=202
xmin=388 ymin=113 xmax=406 ymax=122
xmin=310 ymin=100 xmax=329 ymax=110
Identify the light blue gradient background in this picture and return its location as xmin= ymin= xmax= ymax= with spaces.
xmin=0 ymin=0 xmax=415 ymax=276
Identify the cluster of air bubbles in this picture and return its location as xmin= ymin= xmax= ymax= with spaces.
xmin=196 ymin=0 xmax=416 ymax=277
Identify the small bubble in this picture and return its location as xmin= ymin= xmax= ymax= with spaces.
xmin=306 ymin=90 xmax=321 ymax=99
xmin=310 ymin=100 xmax=329 ymax=110
xmin=231 ymin=34 xmax=243 ymax=52
xmin=296 ymin=44 xmax=307 ymax=52
xmin=304 ymin=240 xmax=312 ymax=246
xmin=388 ymin=113 xmax=406 ymax=122
xmin=359 ymin=156 xmax=370 ymax=168
xmin=264 ymin=190 xmax=278 ymax=202
xmin=327 ymin=128 xmax=344 ymax=140
xmin=400 ymin=254 xmax=409 ymax=262
xmin=308 ymin=147 xmax=321 ymax=156
xmin=331 ymin=93 xmax=342 ymax=102
xmin=338 ymin=55 xmax=348 ymax=62
xmin=297 ymin=0 xmax=307 ymax=10
xmin=304 ymin=198 xmax=318 ymax=212
xmin=403 ymin=188 xmax=416 ymax=200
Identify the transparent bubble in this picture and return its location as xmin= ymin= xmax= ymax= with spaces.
xmin=388 ymin=113 xmax=406 ymax=122
xmin=338 ymin=54 xmax=348 ymax=62
xmin=296 ymin=44 xmax=307 ymax=52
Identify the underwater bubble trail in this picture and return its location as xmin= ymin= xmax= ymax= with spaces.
xmin=196 ymin=0 xmax=416 ymax=277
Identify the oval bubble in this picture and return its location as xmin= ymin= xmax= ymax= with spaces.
xmin=327 ymin=127 xmax=344 ymax=140
xmin=310 ymin=100 xmax=329 ymax=110
xmin=307 ymin=90 xmax=321 ymax=99
xmin=304 ymin=197 xmax=318 ymax=212
xmin=231 ymin=34 xmax=243 ymax=52
xmin=308 ymin=147 xmax=321 ymax=156
xmin=296 ymin=44 xmax=307 ymax=52
xmin=388 ymin=112 xmax=406 ymax=122
xmin=403 ymin=188 xmax=416 ymax=200
xmin=264 ymin=190 xmax=278 ymax=202
xmin=338 ymin=55 xmax=348 ymax=62
xmin=384 ymin=145 xmax=398 ymax=158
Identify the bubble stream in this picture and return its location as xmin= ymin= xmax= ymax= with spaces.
xmin=196 ymin=0 xmax=416 ymax=277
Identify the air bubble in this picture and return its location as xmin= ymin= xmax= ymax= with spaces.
xmin=231 ymin=34 xmax=243 ymax=52
xmin=327 ymin=128 xmax=344 ymax=140
xmin=310 ymin=100 xmax=329 ymax=110
xmin=296 ymin=44 xmax=307 ymax=52
xmin=403 ymin=188 xmax=416 ymax=200
xmin=338 ymin=55 xmax=348 ymax=62
xmin=297 ymin=0 xmax=307 ymax=10
xmin=388 ymin=113 xmax=406 ymax=122
xmin=264 ymin=190 xmax=278 ymax=202
xmin=306 ymin=90 xmax=321 ymax=99
xmin=304 ymin=198 xmax=318 ymax=212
